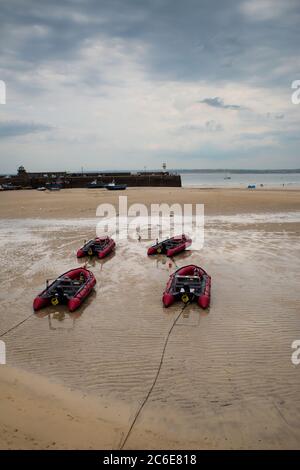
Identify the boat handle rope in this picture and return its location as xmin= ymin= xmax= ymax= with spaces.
xmin=119 ymin=302 xmax=189 ymax=450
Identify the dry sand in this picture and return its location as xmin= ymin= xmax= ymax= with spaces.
xmin=0 ymin=187 xmax=300 ymax=218
xmin=0 ymin=366 xmax=128 ymax=450
xmin=0 ymin=188 xmax=300 ymax=449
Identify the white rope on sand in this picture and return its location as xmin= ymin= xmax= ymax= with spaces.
xmin=0 ymin=313 xmax=35 ymax=338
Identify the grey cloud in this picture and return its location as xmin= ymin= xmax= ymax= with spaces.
xmin=178 ymin=120 xmax=222 ymax=133
xmin=266 ymin=112 xmax=285 ymax=120
xmin=0 ymin=1 xmax=299 ymax=89
xmin=199 ymin=97 xmax=244 ymax=110
xmin=0 ymin=121 xmax=53 ymax=138
xmin=238 ymin=131 xmax=279 ymax=140
xmin=0 ymin=1 xmax=299 ymax=170
xmin=205 ymin=120 xmax=223 ymax=131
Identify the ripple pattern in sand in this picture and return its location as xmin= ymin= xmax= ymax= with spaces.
xmin=1 ymin=215 xmax=300 ymax=448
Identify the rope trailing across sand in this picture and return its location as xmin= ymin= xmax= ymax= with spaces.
xmin=120 ymin=303 xmax=189 ymax=449
xmin=0 ymin=313 xmax=35 ymax=338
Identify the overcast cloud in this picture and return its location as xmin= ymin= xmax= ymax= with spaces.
xmin=0 ymin=0 xmax=299 ymax=171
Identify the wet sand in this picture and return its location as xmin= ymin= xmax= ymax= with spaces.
xmin=0 ymin=188 xmax=300 ymax=449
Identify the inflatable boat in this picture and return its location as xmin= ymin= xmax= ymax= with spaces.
xmin=162 ymin=264 xmax=211 ymax=309
xmin=77 ymin=236 xmax=115 ymax=259
xmin=33 ymin=267 xmax=96 ymax=312
xmin=147 ymin=234 xmax=192 ymax=257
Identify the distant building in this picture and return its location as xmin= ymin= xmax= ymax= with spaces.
xmin=17 ymin=165 xmax=27 ymax=177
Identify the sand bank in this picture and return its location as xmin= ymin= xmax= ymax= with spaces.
xmin=0 ymin=187 xmax=300 ymax=218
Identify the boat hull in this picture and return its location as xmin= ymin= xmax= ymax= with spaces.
xmin=106 ymin=185 xmax=127 ymax=190
xmin=33 ymin=267 xmax=96 ymax=312
xmin=162 ymin=264 xmax=211 ymax=309
xmin=77 ymin=237 xmax=115 ymax=259
xmin=147 ymin=234 xmax=192 ymax=257
xmin=87 ymin=182 xmax=106 ymax=188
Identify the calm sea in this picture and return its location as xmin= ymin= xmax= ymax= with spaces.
xmin=180 ymin=172 xmax=300 ymax=188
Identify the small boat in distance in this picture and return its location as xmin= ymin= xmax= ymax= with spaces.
xmin=87 ymin=179 xmax=106 ymax=188
xmin=147 ymin=234 xmax=192 ymax=257
xmin=1 ymin=183 xmax=21 ymax=190
xmin=46 ymin=182 xmax=61 ymax=191
xmin=77 ymin=236 xmax=115 ymax=259
xmin=33 ymin=267 xmax=96 ymax=312
xmin=106 ymin=180 xmax=127 ymax=191
xmin=162 ymin=264 xmax=211 ymax=309
xmin=37 ymin=186 xmax=47 ymax=191
xmin=224 ymin=171 xmax=231 ymax=180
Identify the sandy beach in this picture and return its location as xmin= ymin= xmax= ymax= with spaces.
xmin=1 ymin=187 xmax=300 ymax=218
xmin=1 ymin=187 xmax=300 ymax=449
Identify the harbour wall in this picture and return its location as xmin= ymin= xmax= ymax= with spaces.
xmin=0 ymin=172 xmax=182 ymax=188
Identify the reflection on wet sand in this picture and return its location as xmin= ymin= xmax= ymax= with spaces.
xmin=76 ymin=250 xmax=116 ymax=269
xmin=35 ymin=298 xmax=92 ymax=331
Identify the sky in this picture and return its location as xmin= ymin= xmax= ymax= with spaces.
xmin=0 ymin=0 xmax=299 ymax=172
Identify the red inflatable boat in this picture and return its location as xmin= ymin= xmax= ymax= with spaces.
xmin=33 ymin=267 xmax=96 ymax=312
xmin=147 ymin=234 xmax=192 ymax=257
xmin=162 ymin=264 xmax=211 ymax=309
xmin=77 ymin=236 xmax=115 ymax=259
